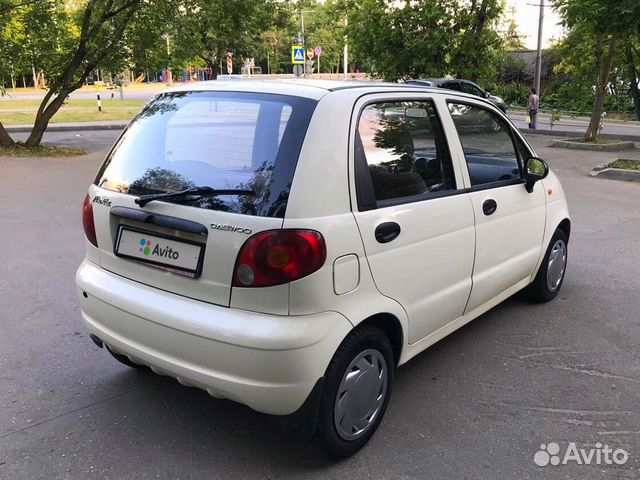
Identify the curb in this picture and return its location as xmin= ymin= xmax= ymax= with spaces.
xmin=590 ymin=168 xmax=640 ymax=182
xmin=6 ymin=123 xmax=128 ymax=133
xmin=520 ymin=129 xmax=640 ymax=142
xmin=550 ymin=139 xmax=636 ymax=151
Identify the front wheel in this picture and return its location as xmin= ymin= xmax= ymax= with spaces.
xmin=314 ymin=326 xmax=394 ymax=458
xmin=527 ymin=229 xmax=568 ymax=302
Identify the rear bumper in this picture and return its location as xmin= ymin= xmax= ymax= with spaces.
xmin=75 ymin=260 xmax=353 ymax=415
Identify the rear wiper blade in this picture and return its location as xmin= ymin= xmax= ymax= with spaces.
xmin=135 ymin=186 xmax=254 ymax=207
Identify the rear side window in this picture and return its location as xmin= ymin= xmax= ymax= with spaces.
xmin=447 ymin=102 xmax=522 ymax=187
xmin=95 ymin=91 xmax=317 ymax=218
xmin=356 ymin=100 xmax=456 ymax=208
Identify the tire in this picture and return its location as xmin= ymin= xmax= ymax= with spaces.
xmin=527 ymin=228 xmax=568 ymax=302
xmin=314 ymin=326 xmax=394 ymax=458
xmin=106 ymin=345 xmax=148 ymax=370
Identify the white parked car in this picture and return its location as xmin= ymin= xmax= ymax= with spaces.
xmin=77 ymin=80 xmax=570 ymax=457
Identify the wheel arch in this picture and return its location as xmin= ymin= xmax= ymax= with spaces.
xmin=356 ymin=312 xmax=404 ymax=367
xmin=557 ymin=218 xmax=571 ymax=240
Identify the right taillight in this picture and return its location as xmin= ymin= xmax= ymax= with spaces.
xmin=233 ymin=229 xmax=326 ymax=288
xmin=82 ymin=194 xmax=98 ymax=247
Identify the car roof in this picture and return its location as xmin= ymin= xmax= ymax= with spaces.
xmin=164 ymin=78 xmax=491 ymax=106
xmin=165 ymin=79 xmax=441 ymax=100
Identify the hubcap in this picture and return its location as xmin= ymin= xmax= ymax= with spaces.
xmin=334 ymin=349 xmax=388 ymax=441
xmin=547 ymin=239 xmax=567 ymax=292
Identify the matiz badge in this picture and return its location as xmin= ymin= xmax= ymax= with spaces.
xmin=92 ymin=196 xmax=112 ymax=207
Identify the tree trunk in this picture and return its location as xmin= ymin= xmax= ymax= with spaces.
xmin=624 ymin=43 xmax=640 ymax=121
xmin=0 ymin=122 xmax=14 ymax=147
xmin=584 ymin=35 xmax=618 ymax=142
xmin=25 ymin=91 xmax=68 ymax=146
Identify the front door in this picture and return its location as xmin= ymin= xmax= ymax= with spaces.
xmin=351 ymin=95 xmax=475 ymax=344
xmin=444 ymin=100 xmax=546 ymax=312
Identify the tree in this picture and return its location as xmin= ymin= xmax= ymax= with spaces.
xmin=448 ymin=0 xmax=505 ymax=83
xmin=347 ymin=0 xmax=454 ymax=81
xmin=503 ymin=4 xmax=526 ymax=51
xmin=0 ymin=0 xmax=176 ymax=147
xmin=346 ymin=0 xmax=504 ymax=83
xmin=623 ymin=37 xmax=640 ymax=121
xmin=553 ymin=0 xmax=640 ymax=141
xmin=171 ymin=0 xmax=289 ymax=77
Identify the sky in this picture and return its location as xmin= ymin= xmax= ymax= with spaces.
xmin=506 ymin=0 xmax=564 ymax=50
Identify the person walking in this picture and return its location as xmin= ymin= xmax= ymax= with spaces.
xmin=527 ymin=88 xmax=540 ymax=129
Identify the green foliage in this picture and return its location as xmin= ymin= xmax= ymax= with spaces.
xmin=489 ymin=83 xmax=531 ymax=107
xmin=347 ymin=0 xmax=504 ymax=82
xmin=169 ymin=0 xmax=290 ymax=74
xmin=552 ymin=0 xmax=640 ymax=139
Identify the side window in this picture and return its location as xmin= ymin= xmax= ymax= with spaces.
xmin=356 ymin=100 xmax=457 ymax=206
xmin=514 ymin=134 xmax=533 ymax=164
xmin=442 ymin=82 xmax=462 ymax=92
xmin=448 ymin=102 xmax=522 ymax=187
xmin=460 ymin=82 xmax=483 ymax=98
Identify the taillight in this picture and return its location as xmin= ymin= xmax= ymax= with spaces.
xmin=233 ymin=229 xmax=326 ymax=287
xmin=82 ymin=194 xmax=98 ymax=247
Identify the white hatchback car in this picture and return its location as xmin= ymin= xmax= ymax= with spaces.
xmin=77 ymin=80 xmax=570 ymax=457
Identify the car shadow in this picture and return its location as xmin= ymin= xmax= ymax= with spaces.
xmin=88 ymin=290 xmax=546 ymax=472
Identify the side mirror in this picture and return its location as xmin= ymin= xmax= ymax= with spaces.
xmin=524 ymin=157 xmax=549 ymax=193
xmin=484 ymin=91 xmax=491 ymax=99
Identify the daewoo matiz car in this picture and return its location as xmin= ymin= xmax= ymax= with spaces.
xmin=77 ymin=80 xmax=570 ymax=457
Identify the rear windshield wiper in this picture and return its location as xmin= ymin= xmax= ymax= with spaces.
xmin=135 ymin=186 xmax=255 ymax=207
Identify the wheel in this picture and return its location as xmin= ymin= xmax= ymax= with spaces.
xmin=314 ymin=326 xmax=394 ymax=458
xmin=527 ymin=229 xmax=568 ymax=302
xmin=106 ymin=345 xmax=148 ymax=370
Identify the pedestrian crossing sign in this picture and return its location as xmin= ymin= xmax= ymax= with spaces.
xmin=292 ymin=46 xmax=305 ymax=65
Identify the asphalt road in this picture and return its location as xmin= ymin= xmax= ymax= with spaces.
xmin=1 ymin=133 xmax=639 ymax=479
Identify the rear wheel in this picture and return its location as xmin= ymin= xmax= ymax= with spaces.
xmin=314 ymin=326 xmax=394 ymax=458
xmin=527 ymin=228 xmax=568 ymax=302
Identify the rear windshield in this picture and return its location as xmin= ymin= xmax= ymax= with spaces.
xmin=95 ymin=91 xmax=317 ymax=218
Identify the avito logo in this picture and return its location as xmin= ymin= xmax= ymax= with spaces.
xmin=139 ymin=238 xmax=180 ymax=260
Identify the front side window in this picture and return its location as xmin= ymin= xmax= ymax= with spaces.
xmin=95 ymin=91 xmax=317 ymax=218
xmin=356 ymin=100 xmax=456 ymax=206
xmin=448 ymin=102 xmax=522 ymax=187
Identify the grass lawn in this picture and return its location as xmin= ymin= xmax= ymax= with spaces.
xmin=607 ymin=159 xmax=640 ymax=170
xmin=0 ymin=98 xmax=146 ymax=124
xmin=0 ymin=143 xmax=86 ymax=157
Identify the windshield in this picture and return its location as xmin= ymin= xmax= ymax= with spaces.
xmin=95 ymin=91 xmax=317 ymax=218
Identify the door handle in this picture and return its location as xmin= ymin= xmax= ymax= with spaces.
xmin=482 ymin=199 xmax=497 ymax=216
xmin=375 ymin=222 xmax=401 ymax=244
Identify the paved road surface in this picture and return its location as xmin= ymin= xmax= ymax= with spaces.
xmin=1 ymin=134 xmax=639 ymax=479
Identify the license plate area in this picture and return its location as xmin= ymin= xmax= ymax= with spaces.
xmin=114 ymin=226 xmax=205 ymax=278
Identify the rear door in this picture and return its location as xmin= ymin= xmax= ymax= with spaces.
xmin=444 ymin=100 xmax=546 ymax=312
xmin=351 ymin=94 xmax=476 ymax=344
xmin=90 ymin=91 xmax=316 ymax=307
